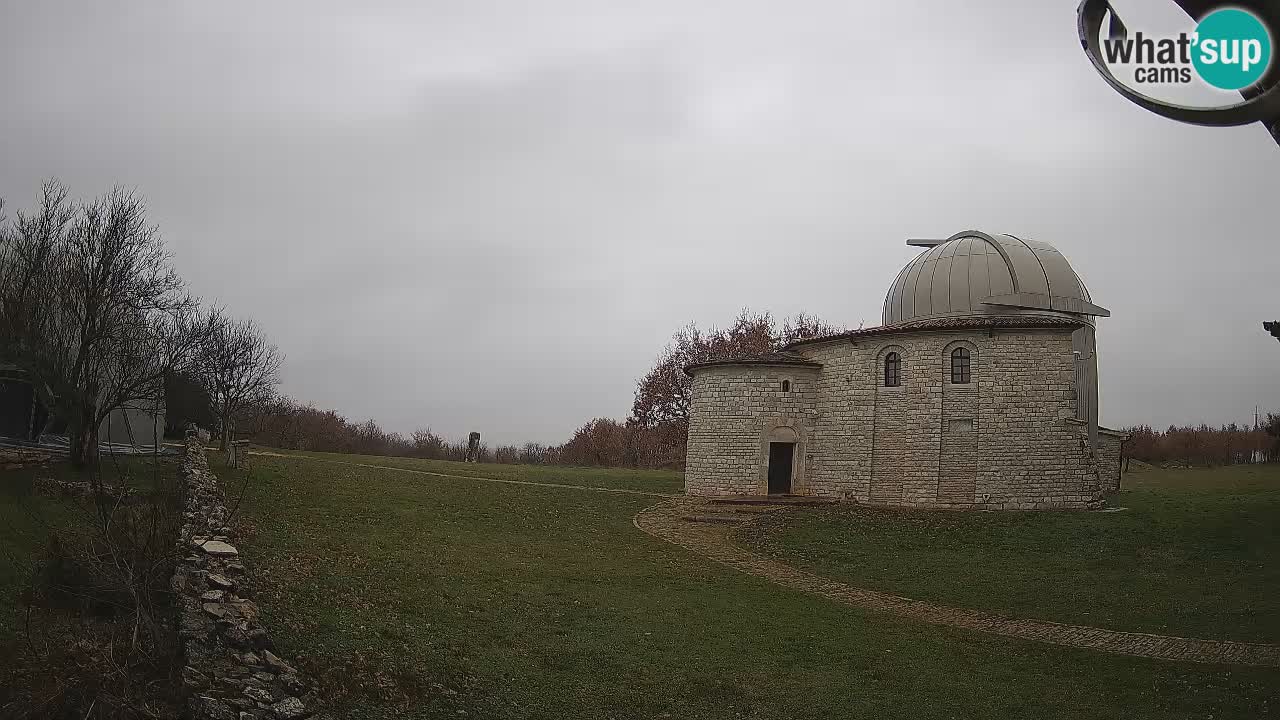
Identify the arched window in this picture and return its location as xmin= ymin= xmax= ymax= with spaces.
xmin=951 ymin=347 xmax=971 ymax=384
xmin=884 ymin=352 xmax=901 ymax=387
xmin=781 ymin=380 xmax=790 ymax=392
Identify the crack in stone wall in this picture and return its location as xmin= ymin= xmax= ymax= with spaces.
xmin=171 ymin=429 xmax=316 ymax=720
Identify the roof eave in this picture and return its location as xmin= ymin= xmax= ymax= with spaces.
xmin=683 ymin=359 xmax=823 ymax=377
xmin=782 ymin=317 xmax=1086 ymax=351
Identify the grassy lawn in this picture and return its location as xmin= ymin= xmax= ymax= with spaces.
xmin=0 ymin=451 xmax=186 ymax=717
xmin=234 ymin=452 xmax=1280 ymax=719
xmin=277 ymin=449 xmax=684 ymax=495
xmin=740 ymin=463 xmax=1280 ymax=645
xmin=0 ymin=452 xmax=177 ymax=647
xmin=0 ymin=465 xmax=74 ymax=649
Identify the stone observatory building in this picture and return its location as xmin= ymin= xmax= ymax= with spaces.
xmin=684 ymin=230 xmax=1125 ymax=510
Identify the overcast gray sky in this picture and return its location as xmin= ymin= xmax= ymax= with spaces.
xmin=3 ymin=0 xmax=1277 ymax=444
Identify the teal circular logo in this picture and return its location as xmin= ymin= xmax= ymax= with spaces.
xmin=1192 ymin=8 xmax=1272 ymax=90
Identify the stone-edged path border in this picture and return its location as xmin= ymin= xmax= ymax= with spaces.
xmin=634 ymin=500 xmax=1280 ymax=667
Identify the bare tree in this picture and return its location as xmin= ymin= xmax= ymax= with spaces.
xmin=629 ymin=309 xmax=841 ymax=428
xmin=196 ymin=311 xmax=283 ymax=450
xmin=0 ymin=181 xmax=202 ymax=469
xmin=412 ymin=427 xmax=447 ymax=458
xmin=560 ymin=417 xmax=630 ymax=466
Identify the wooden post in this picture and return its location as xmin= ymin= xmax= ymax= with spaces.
xmin=229 ymin=439 xmax=251 ymax=470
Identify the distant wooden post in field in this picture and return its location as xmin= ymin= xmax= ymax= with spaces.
xmin=228 ymin=439 xmax=251 ymax=470
xmin=466 ymin=432 xmax=481 ymax=463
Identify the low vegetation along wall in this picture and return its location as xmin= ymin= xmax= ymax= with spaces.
xmin=171 ymin=430 xmax=316 ymax=720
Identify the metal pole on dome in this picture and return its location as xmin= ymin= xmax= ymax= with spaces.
xmin=1077 ymin=0 xmax=1280 ymax=146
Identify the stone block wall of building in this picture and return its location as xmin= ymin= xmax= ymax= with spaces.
xmin=686 ymin=327 xmax=1112 ymax=509
xmin=802 ymin=332 xmax=986 ymax=505
xmin=939 ymin=345 xmax=980 ymax=504
xmin=970 ymin=331 xmax=1097 ymax=508
xmin=1096 ymin=427 xmax=1126 ymax=493
xmin=797 ymin=344 xmax=876 ymax=500
xmin=867 ymin=340 xmax=942 ymax=505
xmin=685 ymin=364 xmax=818 ymax=496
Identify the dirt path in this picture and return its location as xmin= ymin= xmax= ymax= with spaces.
xmin=634 ymin=500 xmax=1280 ymax=667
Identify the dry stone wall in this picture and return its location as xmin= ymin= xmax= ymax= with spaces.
xmin=172 ymin=430 xmax=317 ymax=720
xmin=686 ymin=327 xmax=1117 ymax=509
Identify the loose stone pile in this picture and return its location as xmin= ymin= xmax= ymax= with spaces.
xmin=172 ymin=429 xmax=316 ymax=720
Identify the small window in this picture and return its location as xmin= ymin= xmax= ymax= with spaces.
xmin=781 ymin=380 xmax=791 ymax=392
xmin=884 ymin=352 xmax=901 ymax=387
xmin=951 ymin=347 xmax=971 ymax=384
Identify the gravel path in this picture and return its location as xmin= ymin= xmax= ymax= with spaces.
xmin=634 ymin=500 xmax=1280 ymax=667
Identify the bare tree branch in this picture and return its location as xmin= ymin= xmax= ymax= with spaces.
xmin=0 ymin=181 xmax=202 ymax=470
xmin=194 ymin=310 xmax=283 ymax=450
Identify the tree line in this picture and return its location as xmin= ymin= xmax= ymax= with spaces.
xmin=0 ymin=181 xmax=282 ymax=471
xmin=0 ymin=181 xmax=837 ymax=470
xmin=11 ymin=180 xmax=1271 ymax=473
xmin=1121 ymin=419 xmax=1279 ymax=467
xmin=217 ymin=310 xmax=840 ymax=468
xmin=232 ymin=401 xmax=677 ymax=468
xmin=0 ymin=179 xmax=847 ymax=472
xmin=558 ymin=310 xmax=842 ymax=468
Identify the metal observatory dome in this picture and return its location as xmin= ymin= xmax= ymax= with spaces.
xmin=882 ymin=230 xmax=1109 ymax=327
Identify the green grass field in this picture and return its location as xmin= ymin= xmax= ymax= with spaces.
xmin=226 ymin=452 xmax=1280 ymax=719
xmin=740 ymin=463 xmax=1280 ymax=644
xmin=0 ymin=454 xmax=176 ymax=648
xmin=279 ymin=449 xmax=684 ymax=495
xmin=0 ymin=466 xmax=72 ymax=648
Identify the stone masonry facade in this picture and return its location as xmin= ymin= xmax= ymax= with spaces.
xmin=685 ymin=327 xmax=1123 ymax=509
xmin=685 ymin=364 xmax=820 ymax=496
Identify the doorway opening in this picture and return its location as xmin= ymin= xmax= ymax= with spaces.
xmin=767 ymin=442 xmax=794 ymax=494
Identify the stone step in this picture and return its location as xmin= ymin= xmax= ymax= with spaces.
xmin=716 ymin=504 xmax=776 ymax=514
xmin=708 ymin=495 xmax=836 ymax=507
xmin=680 ymin=513 xmax=749 ymax=524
